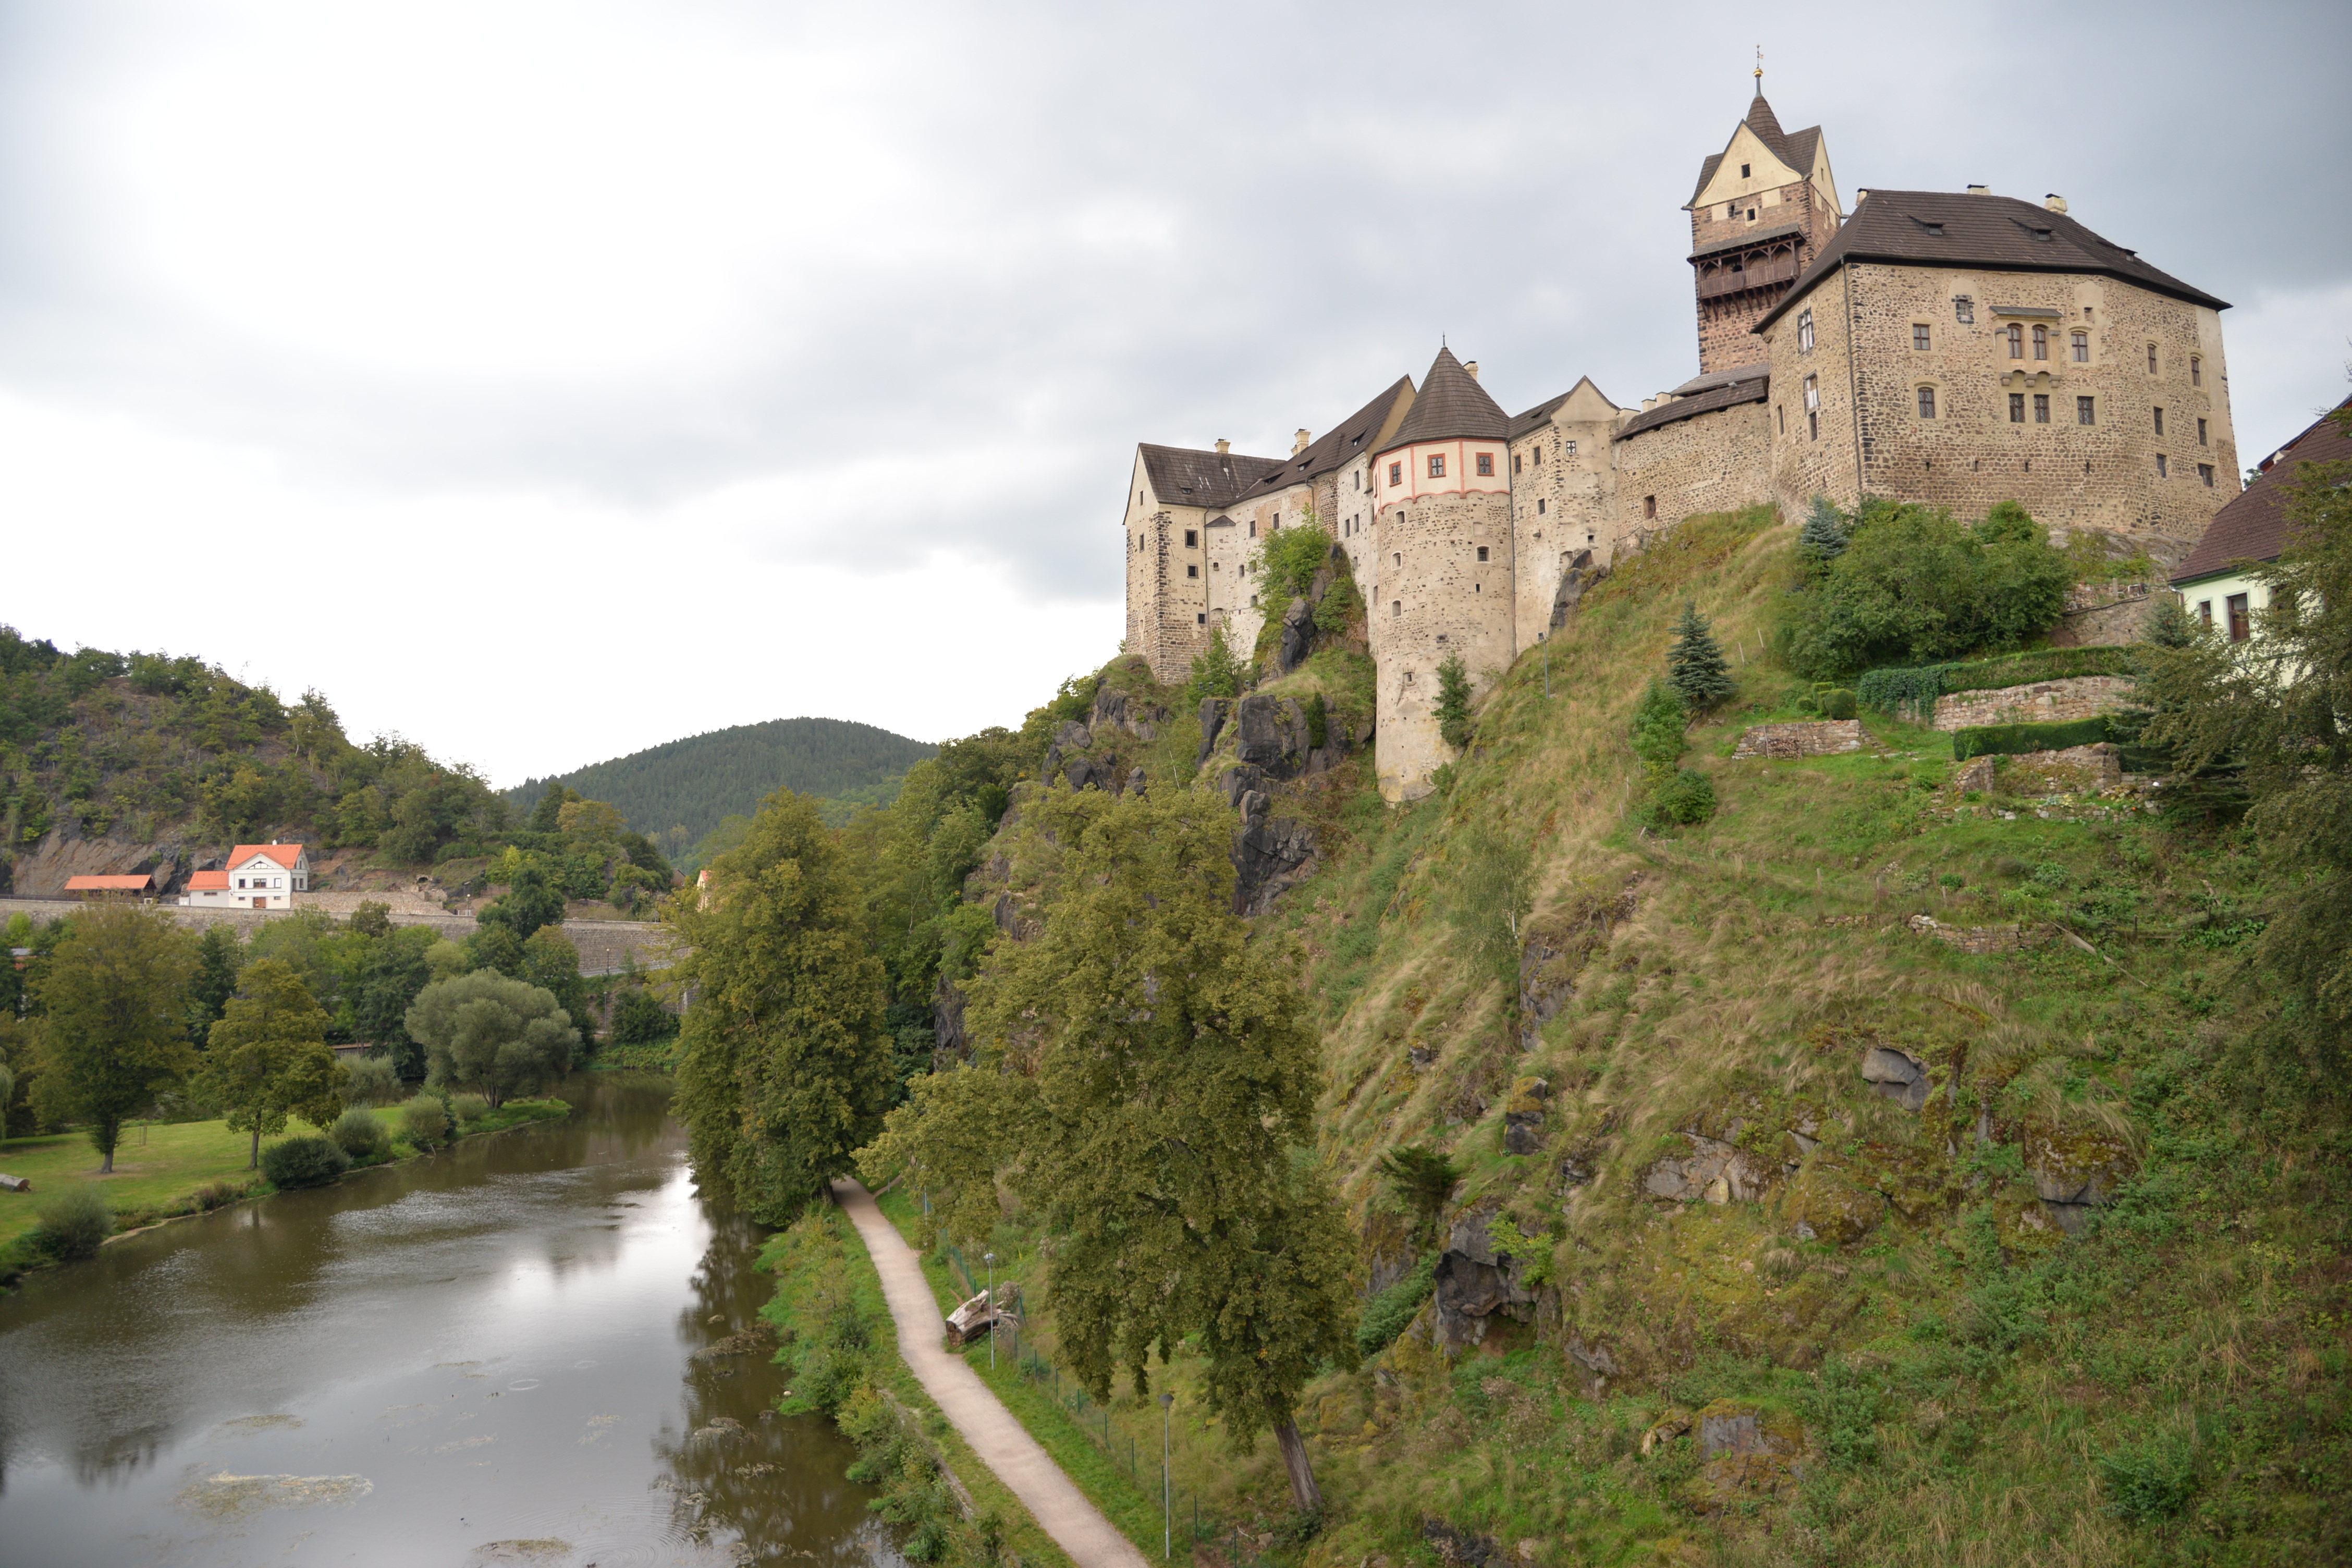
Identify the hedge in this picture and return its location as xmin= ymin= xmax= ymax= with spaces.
xmin=1951 ymin=716 xmax=2112 ymax=762
xmin=1859 ymin=645 xmax=2134 ymax=717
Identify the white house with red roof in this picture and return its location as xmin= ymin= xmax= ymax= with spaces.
xmin=182 ymin=842 xmax=310 ymax=909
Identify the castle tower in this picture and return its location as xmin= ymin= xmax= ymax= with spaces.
xmin=1685 ymin=74 xmax=1840 ymax=374
xmin=1368 ymin=347 xmax=1515 ymax=801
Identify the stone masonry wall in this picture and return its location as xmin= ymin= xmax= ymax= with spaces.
xmin=1693 ymin=177 xmax=1830 ymax=373
xmin=1509 ymin=411 xmax=1623 ymax=657
xmin=1369 ymin=486 xmax=1515 ymax=800
xmin=1611 ymin=399 xmax=1774 ymax=538
xmin=1930 ymin=675 xmax=2135 ymax=732
xmin=1771 ymin=261 xmax=2237 ymax=555
xmin=1763 ymin=270 xmax=1864 ymax=512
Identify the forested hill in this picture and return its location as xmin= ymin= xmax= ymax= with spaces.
xmin=505 ymin=717 xmax=935 ymax=851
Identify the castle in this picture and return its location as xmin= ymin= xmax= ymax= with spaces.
xmin=1122 ymin=81 xmax=2241 ymax=800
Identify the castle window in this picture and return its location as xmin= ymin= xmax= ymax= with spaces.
xmin=1250 ymin=594 xmax=1258 ymax=607
xmin=1184 ymin=529 xmax=1197 ymax=547
xmin=2078 ymin=396 xmax=2096 ymax=425
xmin=1537 ymin=498 xmax=1546 ymax=514
xmin=1476 ymin=453 xmax=1494 ymax=476
xmin=1778 ymin=405 xmax=1785 ymax=433
xmin=2197 ymin=417 xmax=2208 ymax=446
xmin=1196 ymin=613 xmax=1206 ymax=624
xmin=2010 ymin=393 xmax=2026 ymax=424
xmin=1394 ymin=553 xmax=1401 ymax=567
xmin=1803 ymin=374 xmax=1819 ymax=412
xmin=1186 ymin=564 xmax=1198 ymax=578
xmin=1248 ymin=520 xmax=1256 ymax=537
xmin=2072 ymin=330 xmax=2089 ymax=362
xmin=1564 ymin=440 xmax=1576 ymax=457
xmin=1428 ymin=454 xmax=1446 ymax=478
xmin=2147 ymin=344 xmax=2159 ymax=374
xmin=1913 ymin=324 xmax=1931 ymax=350
xmin=2033 ymin=325 xmax=2048 ymax=360
xmin=2191 ymin=356 xmax=2202 ymax=387
xmin=1953 ymin=296 xmax=1975 ymax=324
xmin=2153 ymin=407 xmax=2165 ymax=436
xmin=1513 ymin=452 xmax=1521 ymax=473
xmin=1534 ymin=445 xmax=1542 ymax=463
xmin=1746 ymin=207 xmax=1757 ymax=220
xmin=1739 ymin=163 xmax=1750 ymax=177
xmin=1917 ymin=386 xmax=1937 ymax=419
xmin=2156 ymin=454 xmax=2169 ymax=478
xmin=1809 ymin=411 xmax=1819 ymax=439
xmin=1477 ymin=546 xmax=1489 ymax=562
xmin=1644 ymin=495 xmax=1657 ymax=519
xmin=2227 ymin=593 xmax=2250 ymax=642
xmin=1392 ymin=601 xmax=1401 ymax=618
xmin=1797 ymin=309 xmax=1814 ymax=353
xmin=1389 ymin=461 xmax=1402 ymax=486
xmin=2005 ymin=324 xmax=2024 ymax=359
xmin=1475 ymin=584 xmax=1481 ymax=593
xmin=2035 ymin=394 xmax=2050 ymax=423
xmin=2198 ymin=463 xmax=2215 ymax=486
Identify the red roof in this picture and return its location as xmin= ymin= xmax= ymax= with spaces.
xmin=2173 ymin=396 xmax=2352 ymax=585
xmin=230 ymin=843 xmax=305 ymax=870
xmin=65 ymin=874 xmax=153 ymax=891
xmin=189 ymin=871 xmax=231 ymax=890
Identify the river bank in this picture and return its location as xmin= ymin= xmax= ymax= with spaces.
xmin=0 ymin=1095 xmax=572 ymax=1283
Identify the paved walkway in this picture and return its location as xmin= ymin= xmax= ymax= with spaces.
xmin=832 ymin=1179 xmax=1151 ymax=1568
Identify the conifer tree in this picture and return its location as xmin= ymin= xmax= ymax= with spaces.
xmin=860 ymin=785 xmax=1357 ymax=1514
xmin=1435 ymin=653 xmax=1475 ymax=749
xmin=1666 ymin=602 xmax=1736 ymax=711
xmin=1799 ymin=495 xmax=1848 ymax=561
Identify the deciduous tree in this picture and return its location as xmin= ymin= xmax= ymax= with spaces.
xmin=861 ymin=785 xmax=1357 ymax=1514
xmin=668 ymin=789 xmax=890 ymax=1220
xmin=31 ymin=906 xmax=197 ymax=1172
xmin=405 ymin=969 xmax=579 ymax=1109
xmin=200 ymin=958 xmax=344 ymax=1169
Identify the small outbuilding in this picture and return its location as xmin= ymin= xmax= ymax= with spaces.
xmin=63 ymin=874 xmax=153 ymax=900
xmin=2172 ymin=394 xmax=2350 ymax=641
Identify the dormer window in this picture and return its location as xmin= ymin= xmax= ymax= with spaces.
xmin=1923 ymin=222 xmax=1944 ymax=236
xmin=2031 ymin=227 xmax=2053 ymax=242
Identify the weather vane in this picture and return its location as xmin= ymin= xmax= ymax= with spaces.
xmin=1754 ymin=45 xmax=1763 ymax=83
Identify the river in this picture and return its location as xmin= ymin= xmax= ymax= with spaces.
xmin=0 ymin=1073 xmax=900 ymax=1568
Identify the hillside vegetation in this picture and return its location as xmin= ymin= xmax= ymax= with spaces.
xmin=505 ymin=716 xmax=936 ymax=864
xmin=685 ymin=473 xmax=2349 ymax=1564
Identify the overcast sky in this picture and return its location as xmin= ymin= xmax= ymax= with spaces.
xmin=3 ymin=0 xmax=2347 ymax=790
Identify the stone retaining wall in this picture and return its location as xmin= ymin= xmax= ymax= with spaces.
xmin=1931 ymin=675 xmax=2134 ymax=732
xmin=1732 ymin=719 xmax=1867 ymax=759
xmin=0 ymin=899 xmax=678 ymax=971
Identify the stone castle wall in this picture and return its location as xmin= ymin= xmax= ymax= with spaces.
xmin=1369 ymin=486 xmax=1516 ymax=799
xmin=1929 ymin=675 xmax=2135 ymax=732
xmin=1508 ymin=414 xmax=1625 ymax=656
xmin=1612 ymin=399 xmax=1776 ymax=541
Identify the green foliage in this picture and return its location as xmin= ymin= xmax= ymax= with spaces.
xmin=862 ymin=784 xmax=1357 ymax=1510
xmin=1376 ymin=1145 xmax=1460 ymax=1244
xmin=2142 ymin=594 xmax=2202 ymax=650
xmin=1665 ymin=602 xmax=1736 ymax=710
xmin=1185 ymin=624 xmax=1247 ymax=704
xmin=1305 ymin=691 xmax=1330 ymax=749
xmin=669 ymin=788 xmax=890 ymax=1222
xmin=518 ymin=926 xmax=588 ymax=1028
xmin=259 ymin=1133 xmax=350 ymax=1190
xmin=1447 ymin=826 xmax=1533 ymax=991
xmin=1798 ymin=495 xmax=1849 ymax=561
xmin=449 ymin=1092 xmax=491 ymax=1126
xmin=608 ymin=982 xmax=679 ymax=1047
xmin=354 ymin=926 xmax=438 ymax=1079
xmin=1629 ymin=679 xmax=1688 ymax=778
xmin=2099 ymin=1432 xmax=2197 ymax=1521
xmin=1313 ymin=568 xmax=1360 ymax=633
xmin=505 ymin=717 xmax=935 ymax=854
xmin=1943 ymin=644 xmax=2134 ymax=694
xmin=329 ymin=1105 xmax=392 ymax=1160
xmin=1638 ymin=767 xmax=1717 ymax=828
xmin=28 ymin=1185 xmax=113 ymax=1261
xmin=401 ymin=1095 xmax=451 ymax=1150
xmin=478 ymin=863 xmax=564 ymax=945
xmin=1951 ymin=716 xmax=2112 ymax=762
xmin=1777 ymin=498 xmax=2073 ymax=678
xmin=406 ymin=968 xmax=579 ymax=1110
xmin=199 ymin=957 xmax=344 ymax=1169
xmin=30 ymin=905 xmax=198 ymax=1173
xmin=187 ymin=924 xmax=242 ymax=1042
xmin=1435 ymin=654 xmax=1474 ymax=750
xmin=342 ymin=1055 xmax=400 ymax=1105
xmin=1355 ymin=1253 xmax=1437 ymax=1359
xmin=1250 ymin=520 xmax=1334 ymax=608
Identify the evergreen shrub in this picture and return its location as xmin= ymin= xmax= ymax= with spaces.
xmin=261 ymin=1135 xmax=350 ymax=1190
xmin=1640 ymin=768 xmax=1718 ymax=828
xmin=1356 ymin=1254 xmax=1437 ymax=1359
xmin=329 ymin=1107 xmax=393 ymax=1160
xmin=1817 ymin=688 xmax=1857 ymax=720
xmin=28 ymin=1186 xmax=113 ymax=1261
xmin=1951 ymin=716 xmax=2112 ymax=762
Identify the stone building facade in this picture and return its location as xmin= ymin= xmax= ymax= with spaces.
xmin=1121 ymin=83 xmax=2243 ymax=801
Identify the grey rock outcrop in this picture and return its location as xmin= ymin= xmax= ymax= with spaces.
xmin=1231 ymin=791 xmax=1318 ymax=917
xmin=1231 ymin=694 xmax=1313 ymax=779
xmin=1861 ymin=1047 xmax=1930 ymax=1111
xmin=2034 ymin=1169 xmax=2111 ymax=1235
xmin=1644 ymin=1133 xmax=1769 ymax=1204
xmin=1431 ymin=1209 xmax=1538 ymax=1350
xmin=1278 ymin=596 xmax=1314 ymax=673
xmin=933 ymin=972 xmax=969 ymax=1059
xmin=1195 ymin=697 xmax=1230 ymax=767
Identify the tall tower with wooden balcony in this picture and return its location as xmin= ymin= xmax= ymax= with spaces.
xmin=1686 ymin=76 xmax=1841 ymax=375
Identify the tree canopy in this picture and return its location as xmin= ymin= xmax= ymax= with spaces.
xmin=406 ymin=969 xmax=578 ymax=1109
xmin=200 ymin=958 xmax=343 ymax=1169
xmin=30 ymin=905 xmax=197 ymax=1172
xmin=668 ymin=787 xmax=892 ymax=1222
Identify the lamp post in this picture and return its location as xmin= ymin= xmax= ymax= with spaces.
xmin=984 ymin=1252 xmax=997 ymax=1370
xmin=1159 ymin=1391 xmax=1173 ymax=1560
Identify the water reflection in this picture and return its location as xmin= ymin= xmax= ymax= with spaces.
xmin=0 ymin=1072 xmax=898 ymax=1567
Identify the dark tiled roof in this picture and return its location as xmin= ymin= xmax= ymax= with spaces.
xmin=1613 ymin=374 xmax=1771 ymax=443
xmin=1378 ymin=348 xmax=1509 ymax=455
xmin=1508 ymin=376 xmax=1624 ymax=439
xmin=1670 ymin=363 xmax=1769 ymax=397
xmin=1754 ymin=190 xmax=2228 ymax=333
xmin=1241 ymin=376 xmax=1416 ymax=496
xmin=1782 ymin=126 xmax=1823 ymax=179
xmin=1743 ymin=93 xmax=1787 ymax=157
xmin=2171 ymin=397 xmax=2352 ymax=584
xmin=1686 ymin=92 xmax=1826 ymax=204
xmin=1140 ymin=444 xmax=1283 ymax=509
xmin=1690 ymin=221 xmax=1805 ymax=261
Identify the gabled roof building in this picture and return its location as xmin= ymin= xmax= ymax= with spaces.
xmin=1122 ymin=79 xmax=2243 ymax=800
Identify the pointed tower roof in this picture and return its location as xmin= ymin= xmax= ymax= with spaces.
xmin=1742 ymin=92 xmax=1788 ymax=159
xmin=1377 ymin=348 xmax=1508 ymax=455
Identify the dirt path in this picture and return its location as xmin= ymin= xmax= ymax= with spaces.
xmin=832 ymin=1179 xmax=1152 ymax=1568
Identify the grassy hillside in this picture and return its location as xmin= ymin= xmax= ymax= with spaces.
xmin=505 ymin=716 xmax=935 ymax=859
xmin=876 ymin=508 xmax=2346 ymax=1566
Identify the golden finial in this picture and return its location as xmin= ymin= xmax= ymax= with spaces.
xmin=1754 ymin=45 xmax=1763 ymax=82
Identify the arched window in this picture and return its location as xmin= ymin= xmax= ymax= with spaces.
xmin=1917 ymin=386 xmax=1938 ymax=420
